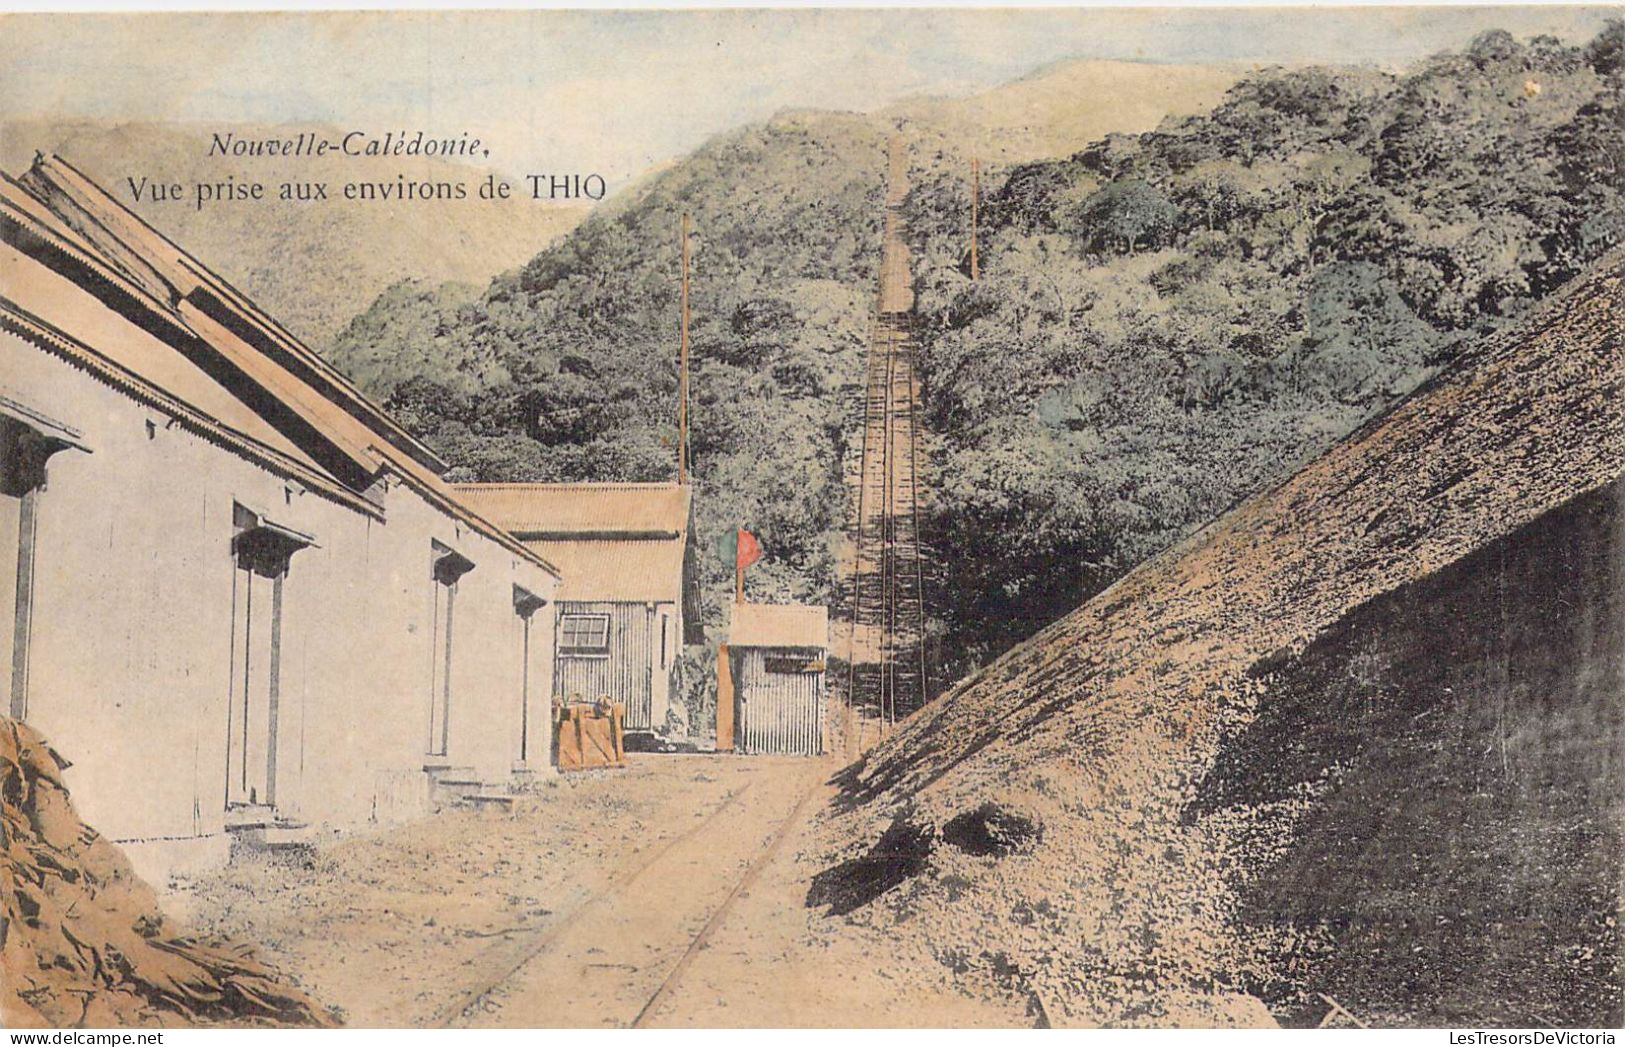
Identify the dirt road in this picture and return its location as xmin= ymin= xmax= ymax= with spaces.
xmin=455 ymin=755 xmax=823 ymax=1028
xmin=168 ymin=754 xmax=1028 ymax=1028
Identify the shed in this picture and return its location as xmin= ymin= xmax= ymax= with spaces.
xmin=453 ymin=482 xmax=701 ymax=735
xmin=721 ymin=602 xmax=828 ymax=757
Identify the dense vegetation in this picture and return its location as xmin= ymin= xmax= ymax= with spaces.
xmin=905 ymin=24 xmax=1625 ymax=673
xmin=331 ymin=111 xmax=890 ymax=640
xmin=328 ymin=24 xmax=1625 ymax=699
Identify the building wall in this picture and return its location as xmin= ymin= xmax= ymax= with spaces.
xmin=6 ymin=334 xmax=558 ymax=881
xmin=734 ymin=646 xmax=825 ymax=756
xmin=553 ymin=599 xmax=677 ymax=731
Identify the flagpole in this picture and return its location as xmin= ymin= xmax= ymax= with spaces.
xmin=679 ymin=212 xmax=691 ymax=486
xmin=735 ymin=528 xmax=744 ymax=604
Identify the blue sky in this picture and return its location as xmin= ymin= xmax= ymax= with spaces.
xmin=3 ymin=8 xmax=1617 ymax=183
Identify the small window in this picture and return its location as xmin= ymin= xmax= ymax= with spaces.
xmin=764 ymin=655 xmax=825 ymax=675
xmin=559 ymin=612 xmax=611 ymax=656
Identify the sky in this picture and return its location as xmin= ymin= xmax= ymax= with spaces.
xmin=2 ymin=7 xmax=1618 ymax=185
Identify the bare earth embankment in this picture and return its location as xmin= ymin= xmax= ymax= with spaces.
xmin=1 ymin=719 xmax=331 ymax=1029
xmin=809 ymin=253 xmax=1625 ymax=1027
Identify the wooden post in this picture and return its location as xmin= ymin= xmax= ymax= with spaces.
xmin=970 ymin=157 xmax=980 ymax=281
xmin=9 ymin=486 xmax=40 ymax=719
xmin=678 ymin=212 xmax=691 ymax=485
xmin=715 ymin=643 xmax=735 ymax=751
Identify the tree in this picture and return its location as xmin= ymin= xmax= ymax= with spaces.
xmin=1071 ymin=179 xmax=1177 ymax=254
xmin=1583 ymin=18 xmax=1625 ymax=74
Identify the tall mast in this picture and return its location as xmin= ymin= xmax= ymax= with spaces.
xmin=679 ymin=212 xmax=690 ymax=485
xmin=970 ymin=157 xmax=980 ymax=281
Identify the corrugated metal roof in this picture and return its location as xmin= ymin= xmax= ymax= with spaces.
xmin=528 ymin=538 xmax=687 ymax=603
xmin=729 ymin=602 xmax=829 ymax=650
xmin=1 ymin=155 xmax=560 ymax=578
xmin=453 ymin=483 xmax=691 ymax=538
xmin=19 ymin=154 xmax=451 ymax=476
xmin=0 ymin=238 xmax=318 ymax=470
xmin=455 ymin=483 xmax=691 ymax=603
xmin=0 ymin=301 xmax=382 ymax=519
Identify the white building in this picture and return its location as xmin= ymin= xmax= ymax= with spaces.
xmin=1 ymin=154 xmax=562 ymax=881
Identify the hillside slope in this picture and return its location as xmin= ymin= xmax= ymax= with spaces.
xmin=812 ymin=252 xmax=1624 ymax=1027
xmin=902 ymin=26 xmax=1625 ymax=675
xmin=0 ymin=119 xmax=587 ymax=347
xmin=318 ymin=57 xmax=1247 ymax=648
xmin=323 ymin=27 xmax=1625 ymax=700
xmin=330 ymin=110 xmax=894 ymax=652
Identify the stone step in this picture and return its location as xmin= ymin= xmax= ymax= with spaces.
xmin=425 ymin=764 xmax=483 ymax=807
xmin=226 ymin=815 xmax=317 ymax=862
xmin=465 ymin=792 xmax=519 ymax=814
xmin=233 ymin=820 xmax=315 ymax=848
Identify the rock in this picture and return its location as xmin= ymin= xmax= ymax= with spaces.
xmin=0 ymin=717 xmax=338 ymax=1028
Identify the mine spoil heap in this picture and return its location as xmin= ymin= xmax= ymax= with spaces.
xmin=1 ymin=718 xmax=336 ymax=1028
xmin=813 ymin=252 xmax=1625 ymax=1028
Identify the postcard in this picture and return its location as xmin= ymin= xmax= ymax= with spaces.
xmin=1 ymin=7 xmax=1621 ymax=1032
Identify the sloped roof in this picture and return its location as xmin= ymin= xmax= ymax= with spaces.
xmin=729 ymin=602 xmax=828 ymax=649
xmin=525 ymin=539 xmax=687 ymax=604
xmin=0 ymin=154 xmax=557 ymax=578
xmin=1 ymin=237 xmax=317 ymax=470
xmin=452 ymin=483 xmax=691 ymax=538
xmin=16 ymin=154 xmax=447 ymax=475
xmin=820 ymin=251 xmax=1625 ymax=1023
xmin=454 ymin=483 xmax=691 ymax=603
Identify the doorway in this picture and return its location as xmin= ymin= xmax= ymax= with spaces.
xmin=225 ymin=505 xmax=310 ymax=810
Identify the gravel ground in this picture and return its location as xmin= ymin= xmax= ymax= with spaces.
xmin=164 ymin=753 xmax=1028 ymax=1028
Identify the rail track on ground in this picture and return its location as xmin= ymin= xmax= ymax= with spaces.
xmin=629 ymin=777 xmax=823 ymax=1027
xmin=428 ymin=780 xmax=754 ymax=1027
xmin=431 ymin=762 xmax=827 ymax=1029
xmin=841 ymin=135 xmax=931 ymax=741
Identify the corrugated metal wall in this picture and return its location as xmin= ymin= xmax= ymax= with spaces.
xmin=735 ymin=647 xmax=824 ymax=756
xmin=554 ymin=600 xmax=655 ymax=729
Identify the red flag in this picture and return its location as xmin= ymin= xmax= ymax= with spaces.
xmin=736 ymin=528 xmax=763 ymax=571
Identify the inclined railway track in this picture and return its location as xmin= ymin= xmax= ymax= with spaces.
xmin=428 ymin=136 xmax=934 ymax=1031
xmin=843 ymin=136 xmax=931 ymax=735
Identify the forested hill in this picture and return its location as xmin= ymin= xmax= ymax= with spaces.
xmin=327 ymin=23 xmax=1625 ymax=685
xmin=330 ymin=111 xmax=895 ymax=627
xmin=905 ymin=24 xmax=1625 ymax=673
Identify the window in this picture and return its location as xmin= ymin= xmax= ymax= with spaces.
xmin=0 ymin=465 xmax=35 ymax=720
xmin=0 ymin=405 xmax=88 ymax=720
xmin=764 ymin=655 xmax=825 ymax=675
xmin=660 ymin=613 xmax=670 ymax=668
xmin=559 ymin=612 xmax=611 ymax=656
